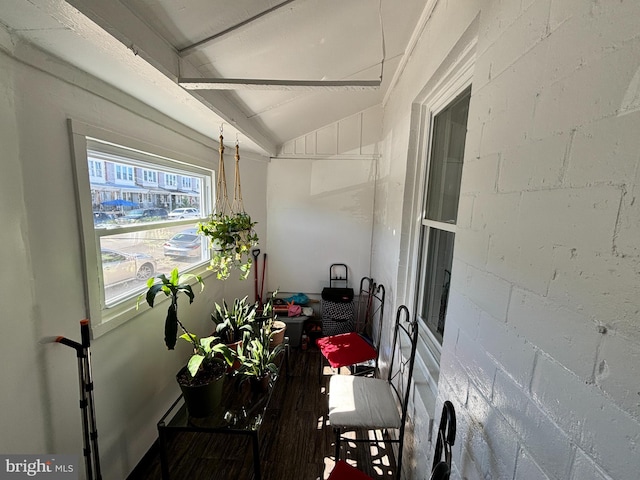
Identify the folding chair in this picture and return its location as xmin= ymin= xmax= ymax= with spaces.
xmin=327 ymin=460 xmax=374 ymax=480
xmin=328 ymin=305 xmax=418 ymax=480
xmin=317 ymin=277 xmax=385 ymax=382
xmin=430 ymin=400 xmax=456 ymax=480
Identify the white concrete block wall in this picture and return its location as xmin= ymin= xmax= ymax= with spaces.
xmin=375 ymin=0 xmax=640 ymax=479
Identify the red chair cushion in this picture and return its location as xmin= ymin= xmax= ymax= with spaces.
xmin=328 ymin=460 xmax=374 ymax=480
xmin=317 ymin=332 xmax=377 ymax=369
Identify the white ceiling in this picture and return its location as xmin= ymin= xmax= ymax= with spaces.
xmin=1 ymin=0 xmax=428 ymax=155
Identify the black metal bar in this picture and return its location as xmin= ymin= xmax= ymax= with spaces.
xmin=81 ymin=320 xmax=102 ymax=479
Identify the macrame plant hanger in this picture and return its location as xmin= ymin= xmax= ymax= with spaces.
xmin=215 ymin=126 xmax=245 ymax=215
xmin=215 ymin=124 xmax=231 ymax=215
xmin=231 ymin=133 xmax=245 ymax=215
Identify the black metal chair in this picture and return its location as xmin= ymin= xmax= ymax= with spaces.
xmin=317 ymin=277 xmax=386 ymax=383
xmin=430 ymin=400 xmax=456 ymax=480
xmin=328 ymin=305 xmax=418 ymax=480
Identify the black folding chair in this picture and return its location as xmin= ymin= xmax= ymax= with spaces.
xmin=317 ymin=277 xmax=385 ymax=382
xmin=430 ymin=400 xmax=456 ymax=480
xmin=328 ymin=305 xmax=418 ymax=480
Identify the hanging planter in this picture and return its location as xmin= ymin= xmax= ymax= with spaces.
xmin=199 ymin=212 xmax=258 ymax=279
xmin=198 ymin=129 xmax=259 ymax=280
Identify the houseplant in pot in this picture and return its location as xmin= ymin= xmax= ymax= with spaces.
xmin=198 ymin=211 xmax=258 ymax=280
xmin=259 ymin=291 xmax=286 ymax=349
xmin=237 ymin=324 xmax=286 ymax=393
xmin=211 ymin=295 xmax=258 ymax=343
xmin=140 ymin=268 xmax=234 ymax=416
xmin=211 ymin=295 xmax=258 ymax=369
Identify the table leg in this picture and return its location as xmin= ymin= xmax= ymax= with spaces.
xmin=158 ymin=429 xmax=170 ymax=480
xmin=251 ymin=431 xmax=261 ymax=480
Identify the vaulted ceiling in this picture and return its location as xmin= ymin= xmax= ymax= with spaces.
xmin=1 ymin=0 xmax=428 ymax=155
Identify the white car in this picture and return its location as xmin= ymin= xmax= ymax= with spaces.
xmin=168 ymin=207 xmax=200 ymax=219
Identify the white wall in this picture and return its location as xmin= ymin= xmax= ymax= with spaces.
xmin=375 ymin=1 xmax=640 ymax=479
xmin=0 ymin=38 xmax=266 ymax=478
xmin=267 ymin=108 xmax=381 ymax=295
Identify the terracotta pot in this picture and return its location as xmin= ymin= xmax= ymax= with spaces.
xmin=270 ymin=320 xmax=287 ymax=349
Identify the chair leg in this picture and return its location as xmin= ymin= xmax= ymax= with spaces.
xmin=334 ymin=427 xmax=341 ymax=461
xmin=319 ymin=353 xmax=324 ymax=385
xmin=396 ymin=433 xmax=404 ymax=480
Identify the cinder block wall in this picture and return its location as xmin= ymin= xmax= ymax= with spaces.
xmin=376 ymin=1 xmax=640 ymax=479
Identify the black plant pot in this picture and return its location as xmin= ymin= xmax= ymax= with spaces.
xmin=176 ymin=366 xmax=225 ymax=418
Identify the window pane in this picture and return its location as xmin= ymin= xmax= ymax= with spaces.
xmin=88 ymin=150 xmax=206 ymax=221
xmin=419 ymin=228 xmax=455 ymax=344
xmin=425 ymin=88 xmax=471 ymax=223
xmin=86 ymin=140 xmax=212 ymax=310
xmin=100 ymin=224 xmax=207 ymax=307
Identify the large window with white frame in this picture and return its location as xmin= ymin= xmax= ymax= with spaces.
xmin=416 ymin=86 xmax=471 ymax=359
xmin=69 ymin=120 xmax=214 ymax=336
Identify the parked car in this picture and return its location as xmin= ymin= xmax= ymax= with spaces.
xmin=101 ymin=248 xmax=156 ymax=286
xmin=163 ymin=228 xmax=204 ymax=259
xmin=168 ymin=207 xmax=200 ymax=219
xmin=123 ymin=208 xmax=168 ymax=222
xmin=93 ymin=211 xmax=115 ymax=227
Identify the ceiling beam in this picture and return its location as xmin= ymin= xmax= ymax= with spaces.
xmin=178 ymin=0 xmax=298 ymax=57
xmin=178 ymin=78 xmax=382 ymax=91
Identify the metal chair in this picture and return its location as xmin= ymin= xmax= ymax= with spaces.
xmin=326 ymin=400 xmax=456 ymax=480
xmin=430 ymin=400 xmax=456 ymax=480
xmin=328 ymin=305 xmax=418 ymax=480
xmin=327 ymin=460 xmax=374 ymax=480
xmin=318 ymin=277 xmax=386 ymax=382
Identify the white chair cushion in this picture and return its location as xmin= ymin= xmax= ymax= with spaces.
xmin=329 ymin=375 xmax=401 ymax=429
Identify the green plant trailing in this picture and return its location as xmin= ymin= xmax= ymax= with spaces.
xmin=140 ymin=268 xmax=234 ymax=384
xmin=198 ymin=212 xmax=258 ymax=280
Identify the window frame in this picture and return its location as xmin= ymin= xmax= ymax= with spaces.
xmin=402 ymin=48 xmax=475 ymax=374
xmin=69 ymin=119 xmax=214 ymax=338
xmin=415 ymin=86 xmax=471 ymax=362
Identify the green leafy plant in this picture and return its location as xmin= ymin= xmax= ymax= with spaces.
xmin=237 ymin=324 xmax=285 ymax=382
xmin=179 ymin=332 xmax=234 ymax=378
xmin=197 ymin=212 xmax=259 ymax=280
xmin=211 ymin=295 xmax=258 ymax=345
xmin=139 ymin=268 xmax=234 ymax=380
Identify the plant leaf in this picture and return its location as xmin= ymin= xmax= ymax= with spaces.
xmin=187 ymin=354 xmax=205 ymax=377
xmin=164 ymin=304 xmax=178 ymax=350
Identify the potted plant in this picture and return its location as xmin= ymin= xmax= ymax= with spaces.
xmin=211 ymin=295 xmax=258 ymax=346
xmin=237 ymin=324 xmax=286 ymax=393
xmin=259 ymin=291 xmax=286 ymax=349
xmin=140 ymin=268 xmax=234 ymax=417
xmin=197 ymin=212 xmax=259 ymax=280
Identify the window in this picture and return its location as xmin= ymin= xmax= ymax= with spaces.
xmin=143 ymin=169 xmax=157 ymax=184
xmin=164 ymin=173 xmax=178 ymax=188
xmin=181 ymin=177 xmax=192 ymax=190
xmin=114 ymin=163 xmax=134 ymax=183
xmin=416 ymin=87 xmax=471 ymax=355
xmin=69 ymin=120 xmax=213 ymax=336
xmin=88 ymin=159 xmax=104 ymax=182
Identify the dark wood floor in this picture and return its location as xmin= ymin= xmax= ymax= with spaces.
xmin=128 ymin=346 xmax=397 ymax=479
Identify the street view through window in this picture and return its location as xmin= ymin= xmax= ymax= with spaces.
xmin=88 ymin=142 xmax=212 ymax=308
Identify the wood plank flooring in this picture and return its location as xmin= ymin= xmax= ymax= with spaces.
xmin=128 ymin=346 xmax=397 ymax=479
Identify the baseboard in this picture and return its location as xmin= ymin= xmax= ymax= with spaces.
xmin=126 ymin=439 xmax=159 ymax=479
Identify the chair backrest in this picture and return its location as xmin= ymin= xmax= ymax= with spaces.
xmin=387 ymin=305 xmax=419 ymax=437
xmin=356 ymin=278 xmax=386 ymax=348
xmin=430 ymin=400 xmax=456 ymax=480
xmin=355 ymin=277 xmax=374 ymax=333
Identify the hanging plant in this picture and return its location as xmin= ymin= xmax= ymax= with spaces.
xmin=198 ymin=129 xmax=259 ymax=280
xmin=198 ymin=211 xmax=258 ymax=280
